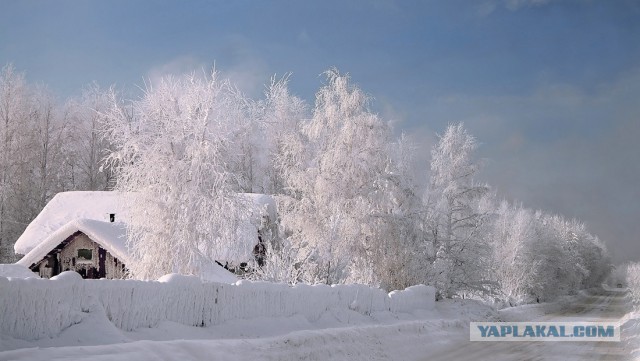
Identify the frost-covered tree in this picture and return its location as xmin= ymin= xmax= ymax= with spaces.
xmin=231 ymin=75 xmax=307 ymax=195
xmin=0 ymin=64 xmax=30 ymax=261
xmin=0 ymin=65 xmax=75 ymax=262
xmin=0 ymin=62 xmax=612 ymax=297
xmin=489 ymin=201 xmax=541 ymax=304
xmin=64 ymin=84 xmax=115 ymax=191
xmin=102 ymin=71 xmax=254 ymax=279
xmin=527 ymin=213 xmax=611 ymax=301
xmin=276 ymin=69 xmax=423 ymax=289
xmin=485 ymin=197 xmax=612 ymax=304
xmin=578 ymin=234 xmax=611 ymax=289
xmin=279 ymin=70 xmax=383 ymax=284
xmin=365 ymin=134 xmax=426 ymax=289
xmin=425 ymin=123 xmax=491 ymax=298
xmin=31 ymin=86 xmax=81 ymax=206
xmin=525 ymin=212 xmax=569 ymax=301
xmin=257 ymin=75 xmax=307 ymax=194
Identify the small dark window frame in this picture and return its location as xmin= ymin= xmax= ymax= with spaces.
xmin=77 ymin=249 xmax=93 ymax=261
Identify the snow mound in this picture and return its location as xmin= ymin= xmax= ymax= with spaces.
xmin=0 ymin=264 xmax=39 ymax=279
xmin=51 ymin=271 xmax=83 ymax=282
xmin=197 ymin=262 xmax=238 ymax=284
xmin=157 ymin=273 xmax=201 ymax=284
xmin=389 ymin=284 xmax=435 ymax=313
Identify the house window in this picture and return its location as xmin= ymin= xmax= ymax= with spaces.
xmin=77 ymin=249 xmax=93 ymax=261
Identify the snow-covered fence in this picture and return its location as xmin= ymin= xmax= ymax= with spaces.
xmin=0 ymin=272 xmax=85 ymax=340
xmin=0 ymin=273 xmax=435 ymax=340
xmin=389 ymin=284 xmax=436 ymax=313
xmin=202 ymin=281 xmax=394 ymax=325
xmin=84 ymin=275 xmax=209 ymax=331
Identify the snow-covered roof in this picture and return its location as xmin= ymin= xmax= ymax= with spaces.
xmin=17 ymin=219 xmax=129 ymax=268
xmin=14 ymin=191 xmax=128 ymax=256
xmin=16 ymin=191 xmax=276 ymax=257
xmin=14 ymin=191 xmax=276 ymax=276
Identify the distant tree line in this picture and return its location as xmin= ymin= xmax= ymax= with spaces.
xmin=0 ymin=65 xmax=113 ymax=262
xmin=0 ymin=64 xmax=612 ymax=304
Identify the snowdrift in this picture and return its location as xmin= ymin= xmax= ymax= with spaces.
xmin=0 ymin=264 xmax=39 ymax=279
xmin=0 ymin=274 xmax=434 ymax=340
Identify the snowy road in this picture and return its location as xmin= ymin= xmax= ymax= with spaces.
xmin=0 ymin=288 xmax=635 ymax=361
xmin=423 ymin=288 xmax=633 ymax=361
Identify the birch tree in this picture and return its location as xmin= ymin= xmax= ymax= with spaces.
xmin=425 ymin=123 xmax=491 ymax=298
xmin=65 ymin=84 xmax=115 ymax=191
xmin=102 ymin=71 xmax=254 ymax=279
xmin=490 ymin=201 xmax=541 ymax=304
xmin=276 ymin=69 xmax=421 ymax=288
xmin=0 ymin=65 xmax=31 ymax=261
xmin=257 ymin=75 xmax=306 ymax=195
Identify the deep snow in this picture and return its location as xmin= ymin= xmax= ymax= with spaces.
xmin=0 ymin=290 xmax=482 ymax=361
xmin=0 ymin=274 xmax=435 ymax=341
xmin=0 ymin=264 xmax=39 ymax=279
xmin=0 ymin=283 xmax=635 ymax=361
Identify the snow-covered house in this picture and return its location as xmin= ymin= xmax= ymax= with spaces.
xmin=14 ymin=192 xmax=130 ymax=279
xmin=14 ymin=191 xmax=276 ymax=281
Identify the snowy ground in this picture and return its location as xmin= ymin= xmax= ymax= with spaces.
xmin=425 ymin=288 xmax=635 ymax=361
xmin=1 ymin=286 xmax=635 ymax=360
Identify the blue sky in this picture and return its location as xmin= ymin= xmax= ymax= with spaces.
xmin=1 ymin=0 xmax=639 ymax=262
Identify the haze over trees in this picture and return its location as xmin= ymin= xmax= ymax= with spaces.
xmin=0 ymin=65 xmax=111 ymax=262
xmin=0 ymin=63 xmax=612 ymax=304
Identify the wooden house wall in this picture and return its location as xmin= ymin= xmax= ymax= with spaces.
xmin=33 ymin=233 xmax=126 ymax=279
